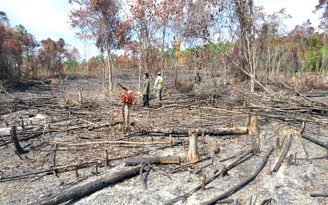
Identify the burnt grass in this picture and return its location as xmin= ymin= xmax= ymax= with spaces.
xmin=0 ymin=71 xmax=328 ymax=205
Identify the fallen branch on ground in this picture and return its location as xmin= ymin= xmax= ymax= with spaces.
xmin=202 ymin=146 xmax=274 ymax=205
xmin=272 ymin=134 xmax=292 ymax=173
xmin=310 ymin=193 xmax=328 ymax=197
xmin=0 ymin=161 xmax=97 ymax=182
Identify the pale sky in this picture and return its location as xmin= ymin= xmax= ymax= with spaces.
xmin=0 ymin=0 xmax=323 ymax=59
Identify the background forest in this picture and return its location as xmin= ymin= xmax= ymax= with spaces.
xmin=0 ymin=0 xmax=327 ymax=92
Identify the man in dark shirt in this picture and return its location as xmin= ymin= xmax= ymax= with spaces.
xmin=143 ymin=73 xmax=150 ymax=107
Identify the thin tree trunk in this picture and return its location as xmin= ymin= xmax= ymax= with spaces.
xmin=322 ymin=32 xmax=326 ymax=76
xmin=161 ymin=23 xmax=167 ymax=73
xmin=107 ymin=49 xmax=113 ymax=92
xmin=249 ymin=0 xmax=256 ymax=93
xmin=101 ymin=53 xmax=105 ymax=89
xmin=138 ymin=47 xmax=143 ymax=92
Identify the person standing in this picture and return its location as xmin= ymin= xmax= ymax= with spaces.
xmin=194 ymin=72 xmax=202 ymax=85
xmin=153 ymin=72 xmax=164 ymax=101
xmin=142 ymin=73 xmax=150 ymax=107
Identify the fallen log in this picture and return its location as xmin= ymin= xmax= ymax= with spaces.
xmin=202 ymin=146 xmax=274 ymax=205
xmin=125 ymin=156 xmax=181 ymax=166
xmin=30 ymin=165 xmax=143 ymax=205
xmin=54 ymin=140 xmax=167 ymax=147
xmin=272 ymin=134 xmax=292 ymax=173
xmin=169 ymin=127 xmax=248 ymax=136
xmin=141 ymin=127 xmax=248 ymax=137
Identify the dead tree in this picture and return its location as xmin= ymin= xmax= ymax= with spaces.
xmin=186 ymin=130 xmax=200 ymax=162
xmin=234 ymin=0 xmax=257 ymax=92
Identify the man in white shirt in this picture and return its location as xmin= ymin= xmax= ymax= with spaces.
xmin=153 ymin=72 xmax=164 ymax=101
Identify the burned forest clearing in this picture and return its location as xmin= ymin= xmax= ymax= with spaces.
xmin=0 ymin=72 xmax=328 ymax=205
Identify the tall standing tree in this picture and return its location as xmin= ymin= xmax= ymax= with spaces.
xmin=315 ymin=0 xmax=328 ymax=74
xmin=38 ymin=38 xmax=68 ymax=75
xmin=234 ymin=0 xmax=257 ymax=92
xmin=130 ymin=0 xmax=160 ymax=90
xmin=14 ymin=24 xmax=39 ymax=78
xmin=69 ymin=0 xmax=131 ymax=93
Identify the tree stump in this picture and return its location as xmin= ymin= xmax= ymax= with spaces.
xmin=120 ymin=91 xmax=134 ymax=134
xmin=248 ymin=114 xmax=260 ymax=153
xmin=78 ymin=88 xmax=82 ymax=103
xmin=248 ymin=114 xmax=258 ymax=134
xmin=122 ymin=103 xmax=130 ymax=134
xmin=186 ymin=130 xmax=199 ymax=162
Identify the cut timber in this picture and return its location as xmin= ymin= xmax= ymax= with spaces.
xmin=202 ymin=146 xmax=274 ymax=205
xmin=186 ymin=130 xmax=199 ymax=162
xmin=10 ymin=126 xmax=28 ymax=154
xmin=125 ymin=156 xmax=181 ymax=166
xmin=169 ymin=127 xmax=248 ymax=136
xmin=30 ymin=165 xmax=143 ymax=205
xmin=272 ymin=134 xmax=292 ymax=173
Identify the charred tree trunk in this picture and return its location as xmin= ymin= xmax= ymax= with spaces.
xmin=31 ymin=165 xmax=143 ymax=205
xmin=168 ymin=127 xmax=248 ymax=136
xmin=10 ymin=126 xmax=28 ymax=154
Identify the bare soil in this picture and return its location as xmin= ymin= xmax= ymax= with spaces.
xmin=0 ymin=72 xmax=327 ymax=205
